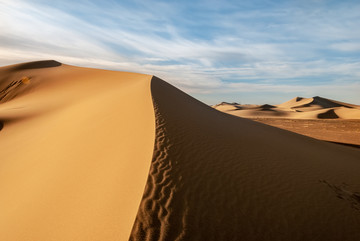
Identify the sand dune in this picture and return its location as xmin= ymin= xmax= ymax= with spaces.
xmin=213 ymin=96 xmax=360 ymax=146
xmin=1 ymin=61 xmax=360 ymax=240
xmin=278 ymin=96 xmax=359 ymax=110
xmin=0 ymin=61 xmax=155 ymax=240
xmin=335 ymin=107 xmax=360 ymax=119
xmin=214 ymin=96 xmax=360 ymax=120
xmin=129 ymin=77 xmax=360 ymax=240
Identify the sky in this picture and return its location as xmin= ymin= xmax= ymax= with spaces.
xmin=1 ymin=0 xmax=360 ymax=105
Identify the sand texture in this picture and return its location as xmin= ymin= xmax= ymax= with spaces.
xmin=1 ymin=61 xmax=360 ymax=241
xmin=130 ymin=77 xmax=360 ymax=240
xmin=250 ymin=118 xmax=360 ymax=147
xmin=0 ymin=61 xmax=155 ymax=241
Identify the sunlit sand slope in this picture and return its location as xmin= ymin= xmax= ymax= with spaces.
xmin=0 ymin=61 xmax=155 ymax=241
xmin=131 ymin=77 xmax=360 ymax=241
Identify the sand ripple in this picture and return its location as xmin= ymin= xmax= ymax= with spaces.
xmin=130 ymin=77 xmax=360 ymax=241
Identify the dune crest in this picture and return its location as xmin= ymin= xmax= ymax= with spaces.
xmin=0 ymin=61 xmax=155 ymax=241
xmin=1 ymin=61 xmax=360 ymax=240
xmin=130 ymin=76 xmax=360 ymax=240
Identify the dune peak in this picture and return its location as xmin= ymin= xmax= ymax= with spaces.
xmin=260 ymin=104 xmax=275 ymax=109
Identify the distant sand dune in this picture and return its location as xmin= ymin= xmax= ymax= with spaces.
xmin=1 ymin=61 xmax=360 ymax=241
xmin=214 ymin=96 xmax=360 ymax=120
xmin=213 ymin=95 xmax=360 ymax=146
xmin=317 ymin=108 xmax=339 ymax=119
xmin=335 ymin=107 xmax=360 ymax=119
xmin=278 ymin=96 xmax=357 ymax=110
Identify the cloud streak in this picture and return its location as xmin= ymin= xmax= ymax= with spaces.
xmin=0 ymin=0 xmax=360 ymax=104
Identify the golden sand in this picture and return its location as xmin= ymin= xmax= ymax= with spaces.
xmin=1 ymin=61 xmax=360 ymax=241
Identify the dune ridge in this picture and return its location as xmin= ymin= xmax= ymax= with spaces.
xmin=1 ymin=61 xmax=360 ymax=240
xmin=130 ymin=77 xmax=360 ymax=240
xmin=0 ymin=61 xmax=155 ymax=241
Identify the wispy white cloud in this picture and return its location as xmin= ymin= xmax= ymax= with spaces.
xmin=0 ymin=0 xmax=360 ymax=104
xmin=330 ymin=42 xmax=360 ymax=52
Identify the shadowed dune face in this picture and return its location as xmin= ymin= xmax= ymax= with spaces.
xmin=287 ymin=96 xmax=345 ymax=110
xmin=260 ymin=104 xmax=276 ymax=110
xmin=312 ymin=96 xmax=350 ymax=108
xmin=0 ymin=61 xmax=155 ymax=241
xmin=130 ymin=76 xmax=360 ymax=240
xmin=317 ymin=109 xmax=339 ymax=119
xmin=10 ymin=60 xmax=62 ymax=70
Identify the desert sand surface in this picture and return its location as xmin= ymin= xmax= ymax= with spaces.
xmin=0 ymin=61 xmax=155 ymax=241
xmin=130 ymin=77 xmax=360 ymax=240
xmin=213 ymin=97 xmax=360 ymax=146
xmin=1 ymin=61 xmax=360 ymax=241
xmin=213 ymin=96 xmax=360 ymax=119
xmin=250 ymin=118 xmax=360 ymax=146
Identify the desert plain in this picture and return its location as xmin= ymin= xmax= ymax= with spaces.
xmin=0 ymin=61 xmax=360 ymax=241
xmin=213 ymin=97 xmax=360 ymax=147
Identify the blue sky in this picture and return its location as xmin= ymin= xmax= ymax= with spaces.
xmin=1 ymin=0 xmax=360 ymax=104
